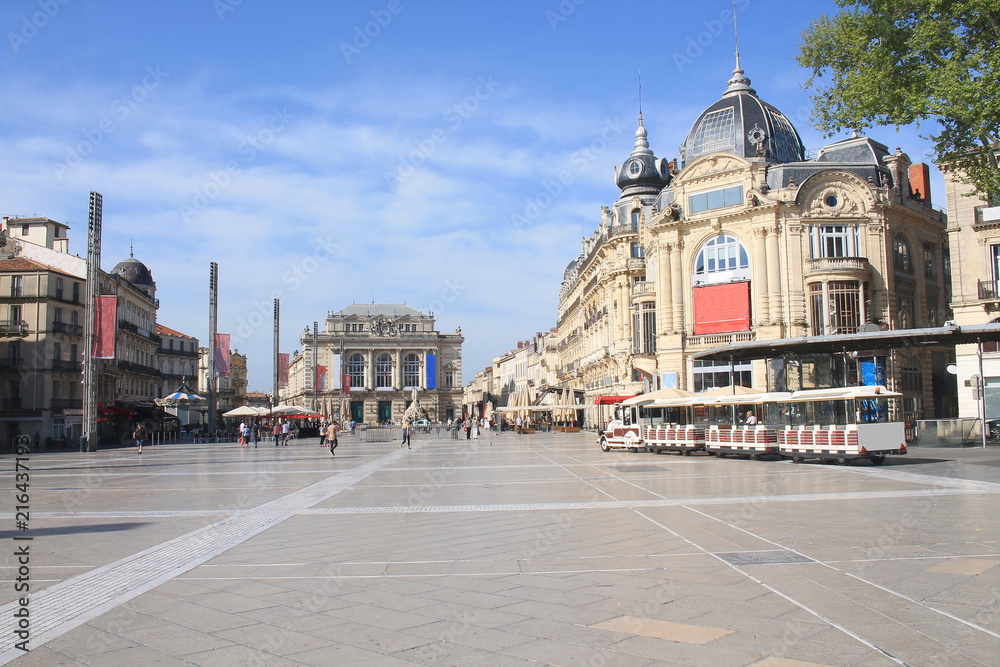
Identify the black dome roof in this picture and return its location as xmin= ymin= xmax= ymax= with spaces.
xmin=112 ymin=255 xmax=155 ymax=287
xmin=681 ymin=63 xmax=805 ymax=167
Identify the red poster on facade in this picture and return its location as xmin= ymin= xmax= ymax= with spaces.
xmin=342 ymin=374 xmax=351 ymax=397
xmin=92 ymin=296 xmax=117 ymax=359
xmin=214 ymin=334 xmax=231 ymax=376
xmin=693 ymin=282 xmax=752 ymax=335
xmin=316 ymin=365 xmax=327 ymax=392
xmin=278 ymin=353 xmax=289 ymax=387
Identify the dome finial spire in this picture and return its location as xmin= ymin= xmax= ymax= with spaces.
xmin=632 ymin=71 xmax=651 ymax=155
xmin=723 ymin=0 xmax=755 ymax=97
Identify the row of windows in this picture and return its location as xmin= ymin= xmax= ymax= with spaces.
xmin=348 ymin=353 xmax=423 ymax=388
xmin=689 ymin=185 xmax=744 ymax=214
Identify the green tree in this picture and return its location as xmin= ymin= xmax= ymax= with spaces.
xmin=798 ymin=0 xmax=1000 ymax=201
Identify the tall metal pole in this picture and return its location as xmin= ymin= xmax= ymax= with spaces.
xmin=272 ymin=298 xmax=280 ymax=407
xmin=978 ymin=338 xmax=988 ymax=449
xmin=208 ymin=262 xmax=218 ymax=431
xmin=82 ymin=192 xmax=102 ymax=452
xmin=312 ymin=321 xmax=318 ymax=411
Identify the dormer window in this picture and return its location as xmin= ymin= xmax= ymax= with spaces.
xmin=630 ymin=209 xmax=640 ymax=225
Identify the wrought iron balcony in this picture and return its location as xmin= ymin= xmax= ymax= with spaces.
xmin=0 ymin=320 xmax=28 ymax=337
xmin=51 ymin=398 xmax=82 ymax=410
xmin=51 ymin=360 xmax=83 ymax=373
xmin=51 ymin=321 xmax=83 ymax=337
xmin=978 ymin=279 xmax=1000 ymax=301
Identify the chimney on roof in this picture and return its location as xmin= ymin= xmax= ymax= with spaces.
xmin=908 ymin=163 xmax=931 ymax=206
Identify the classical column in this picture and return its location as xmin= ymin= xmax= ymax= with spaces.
xmin=753 ymin=228 xmax=769 ymax=324
xmin=394 ymin=350 xmax=402 ymax=389
xmin=671 ymin=242 xmax=684 ymax=333
xmin=766 ymin=227 xmax=782 ymax=324
xmin=365 ymin=350 xmax=374 ymax=390
xmin=658 ymin=246 xmax=674 ymax=332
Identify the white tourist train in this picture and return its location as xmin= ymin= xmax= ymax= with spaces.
xmin=598 ymin=385 xmax=907 ymax=465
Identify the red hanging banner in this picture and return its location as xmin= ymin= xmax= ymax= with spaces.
xmin=214 ymin=333 xmax=231 ymax=376
xmin=278 ymin=353 xmax=289 ymax=387
xmin=92 ymin=296 xmax=117 ymax=359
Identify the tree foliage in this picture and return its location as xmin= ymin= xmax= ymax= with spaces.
xmin=798 ymin=0 xmax=1000 ymax=201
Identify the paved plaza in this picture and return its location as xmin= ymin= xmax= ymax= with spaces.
xmin=0 ymin=432 xmax=997 ymax=666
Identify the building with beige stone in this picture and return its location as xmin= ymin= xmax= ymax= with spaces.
xmin=285 ymin=304 xmax=463 ymax=424
xmin=555 ymin=62 xmax=953 ymax=425
xmin=943 ymin=161 xmax=1000 ymax=419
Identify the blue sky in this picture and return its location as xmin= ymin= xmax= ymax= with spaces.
xmin=0 ymin=0 xmax=943 ymax=391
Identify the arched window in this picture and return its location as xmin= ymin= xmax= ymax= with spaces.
xmin=694 ymin=234 xmax=750 ymax=284
xmin=403 ymin=354 xmax=420 ymax=388
xmin=893 ymin=234 xmax=912 ymax=272
xmin=376 ymin=353 xmax=393 ymax=388
xmin=630 ymin=209 xmax=641 ymax=226
xmin=348 ymin=353 xmax=365 ymax=388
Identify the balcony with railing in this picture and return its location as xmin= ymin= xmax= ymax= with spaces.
xmin=51 ymin=321 xmax=83 ymax=337
xmin=978 ymin=279 xmax=1000 ymax=301
xmin=0 ymin=320 xmax=28 ymax=338
xmin=608 ymin=222 xmax=638 ymax=238
xmin=685 ymin=330 xmax=757 ymax=348
xmin=974 ymin=205 xmax=1000 ymax=226
xmin=0 ymin=359 xmax=23 ymax=371
xmin=51 ymin=398 xmax=82 ymax=410
xmin=51 ymin=360 xmax=83 ymax=373
xmin=805 ymin=257 xmax=872 ymax=278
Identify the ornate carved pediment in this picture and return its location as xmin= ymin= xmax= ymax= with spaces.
xmin=681 ymin=155 xmax=746 ymax=181
xmin=798 ymin=173 xmax=873 ymax=219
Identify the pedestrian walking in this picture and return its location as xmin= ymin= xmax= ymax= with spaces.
xmin=281 ymin=421 xmax=291 ymax=445
xmin=471 ymin=419 xmax=479 ymax=440
xmin=240 ymin=423 xmax=251 ymax=447
xmin=133 ymin=424 xmax=147 ymax=455
xmin=401 ymin=420 xmax=411 ymax=448
xmin=349 ymin=419 xmax=356 ymax=435
xmin=319 ymin=421 xmax=327 ymax=448
xmin=252 ymin=422 xmax=260 ymax=447
xmin=464 ymin=417 xmax=471 ymax=440
xmin=515 ymin=415 xmax=523 ymax=435
xmin=326 ymin=420 xmax=340 ymax=456
xmin=272 ymin=422 xmax=281 ymax=446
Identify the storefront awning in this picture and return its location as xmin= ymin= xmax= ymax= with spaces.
xmin=593 ymin=395 xmax=634 ymax=405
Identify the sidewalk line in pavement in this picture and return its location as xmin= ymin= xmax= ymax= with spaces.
xmin=0 ymin=444 xmax=414 ymax=664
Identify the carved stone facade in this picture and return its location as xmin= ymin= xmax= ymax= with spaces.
xmin=284 ymin=304 xmax=463 ymax=424
xmin=556 ymin=64 xmax=952 ymax=423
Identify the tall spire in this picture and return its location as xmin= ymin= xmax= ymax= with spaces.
xmin=632 ymin=71 xmax=652 ymax=155
xmin=723 ymin=0 xmax=755 ymax=97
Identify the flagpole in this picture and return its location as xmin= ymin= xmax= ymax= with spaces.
xmin=81 ymin=192 xmax=102 ymax=452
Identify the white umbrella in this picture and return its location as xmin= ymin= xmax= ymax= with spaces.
xmin=222 ymin=405 xmax=265 ymax=417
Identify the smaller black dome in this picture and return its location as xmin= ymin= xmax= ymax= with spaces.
xmin=615 ymin=115 xmax=670 ymax=196
xmin=112 ymin=256 xmax=155 ymax=287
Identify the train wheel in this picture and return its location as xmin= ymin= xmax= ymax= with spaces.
xmin=600 ymin=438 xmax=610 ymax=452
xmin=628 ymin=447 xmax=638 ymax=453
xmin=716 ymin=452 xmax=725 ymax=459
xmin=791 ymin=456 xmax=805 ymax=463
xmin=836 ymin=457 xmax=849 ymax=465
xmin=869 ymin=454 xmax=886 ymax=466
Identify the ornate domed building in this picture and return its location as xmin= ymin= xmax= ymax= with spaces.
xmin=103 ymin=250 xmax=160 ymax=410
xmin=556 ymin=59 xmax=954 ymax=424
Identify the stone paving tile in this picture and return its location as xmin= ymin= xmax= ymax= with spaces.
xmin=74 ymin=644 xmax=198 ymax=666
xmin=498 ymin=617 xmax=625 ymax=647
xmin=306 ymin=619 xmax=433 ymax=654
xmin=402 ymin=618 xmax=535 ymax=652
xmin=236 ymin=605 xmax=348 ymax=633
xmin=211 ymin=621 xmax=334 ymax=656
xmin=500 ymin=637 xmax=656 ymax=666
xmin=289 ymin=642 xmax=416 ymax=665
xmin=339 ymin=587 xmax=443 ymax=611
xmin=397 ymin=600 xmax=527 ymax=630
xmin=184 ymin=644 xmax=308 ymax=666
xmin=495 ymin=598 xmax=617 ymax=626
xmin=148 ymin=600 xmax=259 ymax=634
xmin=394 ymin=640 xmax=542 ymax=667
xmin=117 ymin=620 xmax=235 ymax=656
xmin=4 ymin=646 xmax=86 ymax=665
xmin=606 ymin=634 xmax=764 ymax=666
xmin=42 ymin=623 xmax=140 ymax=658
xmin=322 ymin=603 xmax=437 ymax=631
xmin=492 ymin=583 xmax=607 ymax=607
